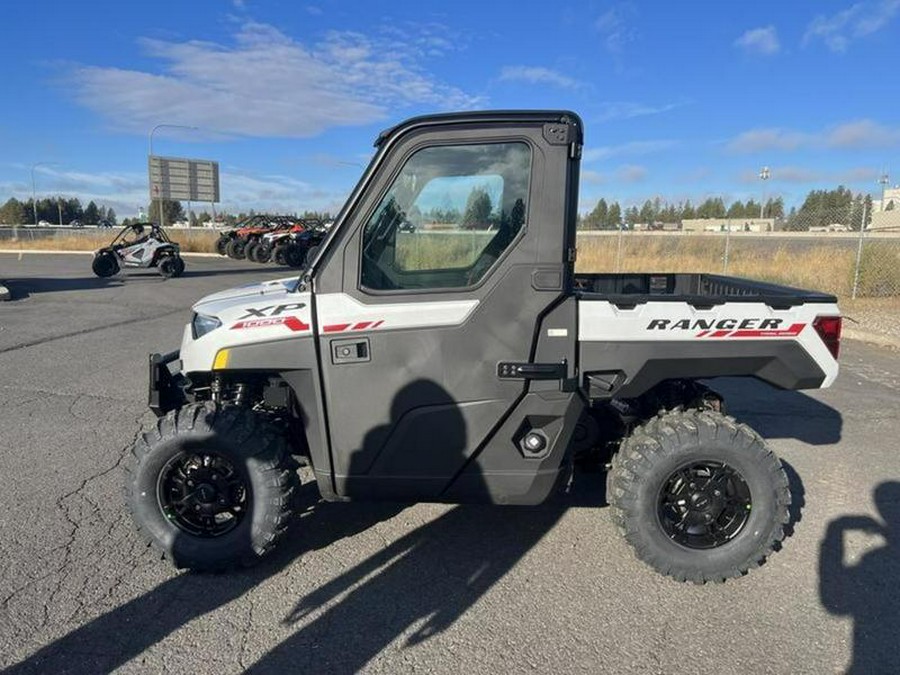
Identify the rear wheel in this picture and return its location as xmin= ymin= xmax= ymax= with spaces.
xmin=273 ymin=244 xmax=288 ymax=266
xmin=215 ymin=236 xmax=229 ymax=256
xmin=245 ymin=242 xmax=260 ymax=262
xmin=226 ymin=238 xmax=246 ymax=260
xmin=124 ymin=402 xmax=300 ymax=571
xmin=158 ymin=256 xmax=178 ymax=277
xmin=91 ymin=251 xmax=119 ymax=278
xmin=607 ymin=408 xmax=790 ymax=583
xmin=283 ymin=243 xmax=307 ymax=268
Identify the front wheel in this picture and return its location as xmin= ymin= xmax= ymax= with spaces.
xmin=124 ymin=402 xmax=300 ymax=571
xmin=607 ymin=409 xmax=790 ymax=583
xmin=92 ymin=251 xmax=119 ymax=278
xmin=215 ymin=236 xmax=229 ymax=256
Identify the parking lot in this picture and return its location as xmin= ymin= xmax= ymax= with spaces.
xmin=0 ymin=251 xmax=898 ymax=674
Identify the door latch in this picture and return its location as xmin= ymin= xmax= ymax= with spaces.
xmin=331 ymin=338 xmax=370 ymax=364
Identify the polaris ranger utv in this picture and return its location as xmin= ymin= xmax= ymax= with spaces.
xmin=130 ymin=111 xmax=841 ymax=583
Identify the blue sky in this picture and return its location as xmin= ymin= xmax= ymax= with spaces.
xmin=1 ymin=0 xmax=898 ymax=218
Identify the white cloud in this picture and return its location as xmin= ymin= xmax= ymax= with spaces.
xmin=737 ymin=165 xmax=881 ymax=185
xmin=727 ymin=128 xmax=812 ymax=153
xmin=734 ymin=26 xmax=780 ymax=56
xmin=4 ymin=164 xmax=349 ymax=215
xmin=69 ymin=21 xmax=481 ymax=139
xmin=804 ymin=0 xmax=900 ymax=52
xmin=594 ymin=100 xmax=687 ymax=123
xmin=727 ymin=119 xmax=900 ymax=153
xmin=581 ymin=170 xmax=607 ymax=185
xmin=498 ymin=66 xmax=582 ymax=90
xmin=617 ymin=164 xmax=647 ymax=183
xmin=595 ymin=4 xmax=636 ymax=55
xmin=582 ymin=140 xmax=679 ymax=163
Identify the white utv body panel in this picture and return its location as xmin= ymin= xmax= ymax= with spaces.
xmin=181 ymin=280 xmax=480 ymax=374
xmin=578 ymin=298 xmax=841 ymax=387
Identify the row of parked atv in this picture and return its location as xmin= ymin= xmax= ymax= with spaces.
xmin=215 ymin=215 xmax=329 ymax=268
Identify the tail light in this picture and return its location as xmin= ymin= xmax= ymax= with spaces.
xmin=813 ymin=316 xmax=842 ymax=360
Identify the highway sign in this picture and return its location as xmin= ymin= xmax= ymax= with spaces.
xmin=148 ymin=156 xmax=220 ymax=202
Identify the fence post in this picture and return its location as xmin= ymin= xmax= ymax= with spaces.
xmin=723 ymin=223 xmax=731 ymax=274
xmin=851 ymin=201 xmax=867 ymax=300
xmin=615 ymin=225 xmax=624 ymax=272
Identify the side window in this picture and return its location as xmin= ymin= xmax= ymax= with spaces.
xmin=361 ymin=142 xmax=531 ymax=291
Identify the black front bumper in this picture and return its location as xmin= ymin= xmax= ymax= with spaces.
xmin=149 ymin=350 xmax=186 ymax=417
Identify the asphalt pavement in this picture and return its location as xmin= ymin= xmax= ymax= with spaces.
xmin=0 ymin=252 xmax=898 ymax=674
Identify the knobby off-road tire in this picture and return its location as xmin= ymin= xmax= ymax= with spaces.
xmin=91 ymin=252 xmax=119 ymax=278
xmin=215 ymin=236 xmax=229 ymax=256
xmin=158 ymin=256 xmax=185 ymax=278
xmin=124 ymin=402 xmax=300 ymax=571
xmin=607 ymin=408 xmax=790 ymax=583
xmin=226 ymin=238 xmax=247 ymax=260
xmin=283 ymin=243 xmax=307 ymax=268
xmin=254 ymin=244 xmax=273 ymax=263
xmin=245 ymin=242 xmax=261 ymax=263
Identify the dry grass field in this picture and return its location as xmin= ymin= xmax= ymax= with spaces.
xmin=4 ymin=228 xmax=899 ymax=302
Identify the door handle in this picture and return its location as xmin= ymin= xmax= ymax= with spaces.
xmin=331 ymin=338 xmax=370 ymax=364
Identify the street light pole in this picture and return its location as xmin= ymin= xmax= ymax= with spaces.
xmin=30 ymin=161 xmax=55 ymax=226
xmin=148 ymin=123 xmax=199 ymax=228
xmin=759 ymin=166 xmax=770 ymax=221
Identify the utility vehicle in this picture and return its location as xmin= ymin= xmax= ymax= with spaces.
xmin=216 ymin=215 xmax=300 ymax=260
xmin=92 ymin=222 xmax=184 ymax=278
xmin=130 ymin=111 xmax=841 ymax=583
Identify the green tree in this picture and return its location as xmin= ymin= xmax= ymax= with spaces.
xmin=726 ymin=200 xmax=744 ymax=218
xmin=639 ymin=200 xmax=655 ymax=224
xmin=586 ymin=198 xmax=608 ymax=230
xmin=0 ymin=197 xmax=26 ymax=224
xmin=607 ymin=201 xmax=622 ymax=230
xmin=624 ymin=206 xmax=639 ymax=227
xmin=148 ymin=200 xmax=185 ymax=225
xmin=462 ymin=188 xmax=492 ymax=229
xmin=105 ymin=207 xmax=117 ymax=225
xmin=681 ymin=200 xmax=696 ymax=220
xmin=83 ymin=201 xmax=101 ymax=224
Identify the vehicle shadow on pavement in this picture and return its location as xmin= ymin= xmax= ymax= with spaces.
xmin=1 ymin=276 xmax=123 ymax=300
xmin=247 ymin=504 xmax=567 ymax=674
xmin=819 ymin=481 xmax=900 ymax=674
xmin=4 ymin=484 xmax=406 ymax=674
xmin=710 ymin=377 xmax=842 ymax=445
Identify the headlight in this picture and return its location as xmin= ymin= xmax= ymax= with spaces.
xmin=192 ymin=313 xmax=222 ymax=339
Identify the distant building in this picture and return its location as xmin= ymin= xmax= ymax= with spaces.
xmin=872 ymin=187 xmax=900 ymax=213
xmin=681 ymin=218 xmax=777 ymax=233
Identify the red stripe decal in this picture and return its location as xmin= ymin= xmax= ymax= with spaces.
xmin=370 ymin=320 xmax=384 ymax=329
xmin=231 ymin=316 xmax=310 ymax=332
xmin=710 ymin=330 xmax=732 ymax=338
xmin=323 ymin=323 xmax=351 ymax=333
xmin=352 ymin=321 xmax=372 ymax=331
xmin=730 ymin=323 xmax=806 ymax=338
xmin=695 ymin=330 xmax=710 ymax=338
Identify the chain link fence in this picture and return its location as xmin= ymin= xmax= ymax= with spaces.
xmin=576 ymin=204 xmax=900 ymax=301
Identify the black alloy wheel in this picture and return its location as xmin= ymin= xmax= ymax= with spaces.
xmin=657 ymin=461 xmax=752 ymax=549
xmin=157 ymin=451 xmax=249 ymax=538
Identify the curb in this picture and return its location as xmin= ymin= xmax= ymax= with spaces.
xmin=0 ymin=249 xmax=222 ymax=258
xmin=0 ymin=281 xmax=9 ymax=301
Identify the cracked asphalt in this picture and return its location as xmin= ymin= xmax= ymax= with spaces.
xmin=1 ymin=252 xmax=898 ymax=674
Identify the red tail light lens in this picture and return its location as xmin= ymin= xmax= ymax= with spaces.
xmin=813 ymin=316 xmax=842 ymax=360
